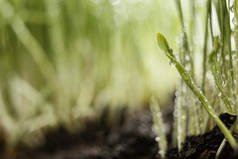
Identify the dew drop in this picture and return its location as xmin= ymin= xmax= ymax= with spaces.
xmin=207 ymin=105 xmax=213 ymax=109
xmin=232 ymin=17 xmax=238 ymax=26
xmin=218 ymin=92 xmax=222 ymax=97
xmin=185 ymin=55 xmax=190 ymax=61
xmin=230 ymin=5 xmax=234 ymax=12
xmin=155 ymin=137 xmax=161 ymax=142
xmin=222 ymin=80 xmax=227 ymax=87
xmin=159 ymin=150 xmax=165 ymax=157
xmin=225 ymin=55 xmax=229 ymax=60
xmin=206 ymin=71 xmax=213 ymax=80
xmin=169 ymin=60 xmax=176 ymax=67
xmin=232 ymin=51 xmax=236 ymax=60
xmin=218 ymin=37 xmax=224 ymax=47
xmin=221 ymin=75 xmax=227 ymax=87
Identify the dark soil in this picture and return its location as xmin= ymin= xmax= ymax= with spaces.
xmin=165 ymin=113 xmax=238 ymax=159
xmin=0 ymin=109 xmax=159 ymax=159
xmin=0 ymin=109 xmax=238 ymax=159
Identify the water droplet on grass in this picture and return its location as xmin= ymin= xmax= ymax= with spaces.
xmin=232 ymin=51 xmax=236 ymax=61
xmin=221 ymin=76 xmax=227 ymax=87
xmin=155 ymin=137 xmax=160 ymax=142
xmin=232 ymin=17 xmax=238 ymax=25
xmin=230 ymin=5 xmax=234 ymax=12
xmin=206 ymin=71 xmax=213 ymax=80
xmin=225 ymin=55 xmax=229 ymax=60
xmin=222 ymin=80 xmax=227 ymax=87
xmin=169 ymin=60 xmax=175 ymax=67
xmin=218 ymin=92 xmax=222 ymax=97
xmin=185 ymin=55 xmax=190 ymax=61
xmin=159 ymin=150 xmax=165 ymax=157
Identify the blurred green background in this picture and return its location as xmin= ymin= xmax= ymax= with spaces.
xmin=0 ymin=0 xmax=180 ymax=148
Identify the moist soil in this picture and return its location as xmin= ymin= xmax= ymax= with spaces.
xmin=0 ymin=109 xmax=159 ymax=159
xmin=165 ymin=113 xmax=238 ymax=159
xmin=0 ymin=109 xmax=238 ymax=159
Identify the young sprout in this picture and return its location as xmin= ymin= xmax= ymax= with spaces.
xmin=157 ymin=32 xmax=237 ymax=149
xmin=157 ymin=33 xmax=171 ymax=53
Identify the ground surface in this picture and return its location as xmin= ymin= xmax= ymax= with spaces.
xmin=0 ymin=110 xmax=159 ymax=159
xmin=0 ymin=109 xmax=238 ymax=159
xmin=165 ymin=113 xmax=238 ymax=159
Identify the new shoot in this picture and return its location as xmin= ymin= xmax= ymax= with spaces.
xmin=157 ymin=32 xmax=237 ymax=149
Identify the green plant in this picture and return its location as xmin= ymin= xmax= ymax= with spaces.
xmin=150 ymin=97 xmax=167 ymax=158
xmin=0 ymin=0 xmax=179 ymax=150
xmin=157 ymin=32 xmax=236 ymax=148
xmin=152 ymin=0 xmax=238 ymax=156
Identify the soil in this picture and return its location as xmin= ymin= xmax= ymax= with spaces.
xmin=0 ymin=109 xmax=238 ymax=159
xmin=0 ymin=109 xmax=159 ymax=159
xmin=165 ymin=113 xmax=238 ymax=159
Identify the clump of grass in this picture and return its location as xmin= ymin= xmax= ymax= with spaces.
xmin=157 ymin=32 xmax=236 ymax=148
xmin=0 ymin=0 xmax=179 ymax=150
xmin=152 ymin=0 xmax=238 ymax=156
